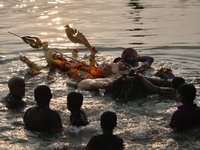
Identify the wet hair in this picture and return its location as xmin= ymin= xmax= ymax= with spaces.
xmin=67 ymin=92 xmax=83 ymax=110
xmin=122 ymin=48 xmax=139 ymax=67
xmin=8 ymin=76 xmax=24 ymax=90
xmin=101 ymin=111 xmax=117 ymax=130
xmin=34 ymin=85 xmax=52 ymax=106
xmin=172 ymin=77 xmax=185 ymax=89
xmin=178 ymin=83 xmax=196 ymax=103
xmin=122 ymin=48 xmax=138 ymax=58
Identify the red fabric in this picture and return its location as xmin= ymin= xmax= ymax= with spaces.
xmin=67 ymin=68 xmax=95 ymax=79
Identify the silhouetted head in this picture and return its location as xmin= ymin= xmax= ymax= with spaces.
xmin=67 ymin=92 xmax=83 ymax=111
xmin=101 ymin=111 xmax=117 ymax=130
xmin=178 ymin=83 xmax=196 ymax=104
xmin=122 ymin=48 xmax=139 ymax=67
xmin=34 ymin=85 xmax=52 ymax=106
xmin=8 ymin=76 xmax=25 ymax=99
xmin=172 ymin=77 xmax=185 ymax=90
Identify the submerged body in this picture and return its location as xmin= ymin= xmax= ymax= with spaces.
xmin=2 ymin=76 xmax=26 ymax=109
xmin=169 ymin=84 xmax=200 ymax=133
xmin=23 ymin=85 xmax=63 ymax=133
xmin=170 ymin=104 xmax=200 ymax=132
xmin=23 ymin=106 xmax=63 ymax=132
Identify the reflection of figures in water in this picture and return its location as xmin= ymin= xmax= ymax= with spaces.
xmin=127 ymin=0 xmax=145 ymax=45
xmin=128 ymin=0 xmax=144 ymax=10
xmin=128 ymin=0 xmax=144 ymax=23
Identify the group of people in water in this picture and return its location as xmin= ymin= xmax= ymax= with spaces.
xmin=2 ymin=76 xmax=124 ymax=149
xmin=2 ymin=46 xmax=200 ymax=150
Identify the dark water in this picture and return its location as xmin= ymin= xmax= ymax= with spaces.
xmin=0 ymin=0 xmax=200 ymax=149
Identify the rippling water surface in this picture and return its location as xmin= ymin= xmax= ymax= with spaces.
xmin=0 ymin=0 xmax=200 ymax=149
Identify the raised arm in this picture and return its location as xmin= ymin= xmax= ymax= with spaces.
xmin=138 ymin=56 xmax=154 ymax=68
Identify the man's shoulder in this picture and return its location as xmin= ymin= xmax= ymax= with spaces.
xmin=24 ymin=106 xmax=61 ymax=121
xmin=71 ymin=110 xmax=89 ymax=127
xmin=28 ymin=106 xmax=56 ymax=111
xmin=80 ymin=110 xmax=87 ymax=116
xmin=3 ymin=94 xmax=13 ymax=102
xmin=174 ymin=104 xmax=200 ymax=117
xmin=178 ymin=104 xmax=200 ymax=110
xmin=91 ymin=134 xmax=122 ymax=141
xmin=2 ymin=94 xmax=26 ymax=109
xmin=89 ymin=134 xmax=124 ymax=149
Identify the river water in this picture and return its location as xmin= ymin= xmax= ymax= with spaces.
xmin=0 ymin=0 xmax=200 ymax=150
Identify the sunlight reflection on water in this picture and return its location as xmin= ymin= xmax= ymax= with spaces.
xmin=0 ymin=0 xmax=200 ymax=149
